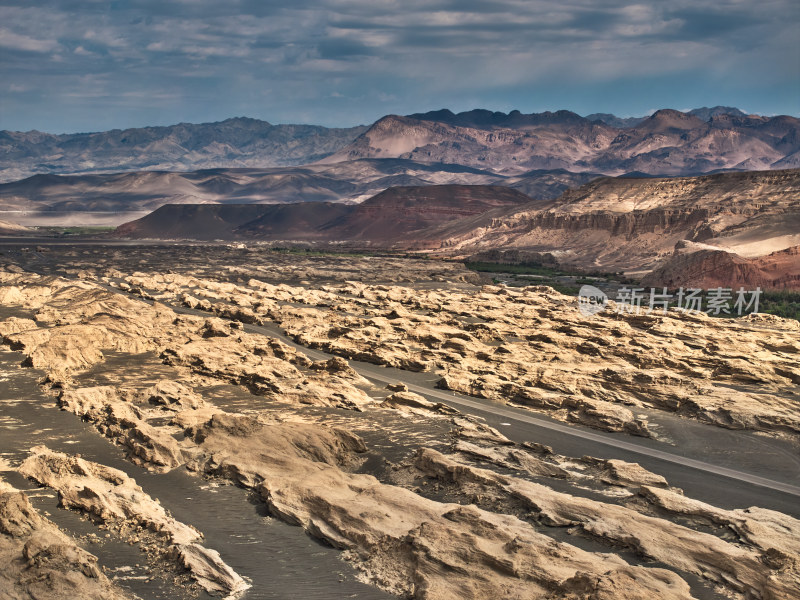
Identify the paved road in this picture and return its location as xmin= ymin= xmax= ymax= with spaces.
xmin=359 ymin=366 xmax=800 ymax=496
xmin=247 ymin=322 xmax=800 ymax=514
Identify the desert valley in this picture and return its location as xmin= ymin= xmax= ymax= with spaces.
xmin=0 ymin=103 xmax=799 ymax=600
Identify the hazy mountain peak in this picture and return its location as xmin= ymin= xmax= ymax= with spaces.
xmin=688 ymin=106 xmax=748 ymax=121
xmin=584 ymin=113 xmax=646 ymax=128
xmin=639 ymin=109 xmax=708 ymax=130
xmin=215 ymin=116 xmax=273 ymax=127
xmin=586 ymin=107 xmax=748 ymax=128
xmin=405 ymin=108 xmax=590 ymax=130
xmin=407 ymin=108 xmax=456 ymax=121
xmin=648 ymin=108 xmax=697 ymax=120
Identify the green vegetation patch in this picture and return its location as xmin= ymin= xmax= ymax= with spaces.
xmin=759 ymin=290 xmax=800 ymax=321
xmin=34 ymin=226 xmax=116 ymax=237
xmin=464 ymin=261 xmax=567 ymax=277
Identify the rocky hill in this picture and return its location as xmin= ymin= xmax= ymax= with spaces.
xmin=115 ymin=184 xmax=535 ymax=242
xmin=114 ymin=203 xmax=352 ymax=241
xmin=642 ymin=244 xmax=800 ymax=290
xmin=312 ymin=185 xmax=539 ymax=246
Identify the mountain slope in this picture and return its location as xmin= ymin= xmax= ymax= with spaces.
xmin=0 ymin=220 xmax=30 ymax=235
xmin=112 ymin=169 xmax=800 ymax=288
xmin=114 ymin=203 xmax=353 ymax=241
xmin=313 ymin=185 xmax=536 ymax=246
xmin=321 ymin=113 xmax=617 ymax=173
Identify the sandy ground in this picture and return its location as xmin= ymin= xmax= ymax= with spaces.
xmin=0 ymin=247 xmax=798 ymax=600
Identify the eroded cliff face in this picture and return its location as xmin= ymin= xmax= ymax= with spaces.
xmin=429 ymin=169 xmax=800 ymax=283
xmin=643 ymin=245 xmax=800 ymax=290
xmin=553 ymin=169 xmax=800 ymax=213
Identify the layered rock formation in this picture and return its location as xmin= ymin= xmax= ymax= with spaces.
xmin=413 ymin=449 xmax=800 ymax=599
xmin=643 ymin=244 xmax=800 ymax=290
xmin=186 ymin=413 xmax=696 ymax=600
xmin=425 ymin=168 xmax=800 ymax=285
xmin=19 ymin=448 xmax=249 ymax=596
xmin=0 ymin=477 xmax=134 ymax=600
xmin=86 ymin=264 xmax=800 ymax=441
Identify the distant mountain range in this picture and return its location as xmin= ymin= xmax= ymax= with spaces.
xmin=323 ymin=108 xmax=799 ymax=175
xmin=3 ymin=105 xmax=797 ymax=289
xmin=2 ymin=106 xmax=797 ymax=184
xmin=0 ymin=118 xmax=367 ymax=183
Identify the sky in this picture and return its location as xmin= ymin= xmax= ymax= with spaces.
xmin=1 ymin=0 xmax=798 ymax=133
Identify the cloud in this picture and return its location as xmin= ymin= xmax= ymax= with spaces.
xmin=0 ymin=29 xmax=59 ymax=53
xmin=83 ymin=28 xmax=127 ymax=49
xmin=0 ymin=0 xmax=797 ymax=132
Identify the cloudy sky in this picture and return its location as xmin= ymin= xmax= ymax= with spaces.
xmin=1 ymin=0 xmax=798 ymax=133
